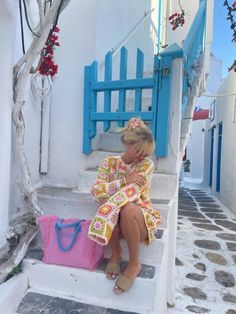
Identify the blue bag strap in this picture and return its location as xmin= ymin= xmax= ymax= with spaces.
xmin=55 ymin=219 xmax=85 ymax=252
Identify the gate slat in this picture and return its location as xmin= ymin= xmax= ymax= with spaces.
xmin=150 ymin=55 xmax=159 ymax=138
xmin=92 ymin=78 xmax=154 ymax=91
xmin=90 ymin=61 xmax=98 ymax=139
xmin=134 ymin=49 xmax=144 ymax=112
xmin=83 ymin=66 xmax=91 ymax=154
xmin=91 ymin=111 xmax=153 ymax=121
xmin=103 ymin=51 xmax=112 ymax=132
xmin=118 ymin=46 xmax=128 ymax=127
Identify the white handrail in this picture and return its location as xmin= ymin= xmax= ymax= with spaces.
xmin=99 ymin=8 xmax=155 ymax=69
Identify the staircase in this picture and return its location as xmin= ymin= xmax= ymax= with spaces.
xmin=12 ymin=185 xmax=172 ymax=314
xmin=12 ymin=120 xmax=175 ymax=314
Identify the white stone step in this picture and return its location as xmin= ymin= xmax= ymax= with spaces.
xmin=76 ymin=167 xmax=177 ymax=201
xmin=28 ymin=228 xmax=167 ymax=267
xmin=15 ymin=290 xmax=155 ymax=314
xmin=0 ymin=273 xmax=28 ymax=314
xmin=21 ymin=257 xmax=168 ymax=314
xmin=34 ymin=186 xmax=169 ymax=278
xmin=104 ymin=229 xmax=168 ymax=265
xmin=96 ymin=130 xmax=125 ymax=152
xmin=36 ymin=188 xmax=170 ymax=229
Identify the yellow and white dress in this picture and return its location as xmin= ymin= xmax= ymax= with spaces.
xmin=88 ymin=156 xmax=161 ymax=245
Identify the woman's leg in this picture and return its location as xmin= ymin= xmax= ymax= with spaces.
xmin=105 ymin=222 xmax=122 ymax=279
xmin=99 ymin=199 xmax=122 ymax=264
xmin=119 ymin=203 xmax=147 ymax=279
xmin=109 ymin=222 xmax=122 ymax=262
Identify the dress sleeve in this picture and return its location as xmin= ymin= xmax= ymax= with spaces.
xmin=91 ymin=157 xmax=126 ymax=201
xmin=134 ymin=159 xmax=154 ymax=190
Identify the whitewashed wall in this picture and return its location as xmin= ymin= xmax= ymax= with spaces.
xmin=184 ymin=54 xmax=223 ymax=185
xmin=7 ymin=3 xmax=42 ymax=220
xmin=35 ymin=0 xmax=160 ymax=187
xmin=212 ymin=72 xmax=236 ymax=214
xmin=0 ymin=1 xmax=17 ymax=244
xmin=189 ymin=120 xmax=205 ymax=179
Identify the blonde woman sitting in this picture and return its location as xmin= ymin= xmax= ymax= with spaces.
xmin=88 ymin=117 xmax=161 ymax=295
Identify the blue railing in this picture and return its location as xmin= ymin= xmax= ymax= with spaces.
xmin=83 ymin=47 xmax=160 ymax=156
xmin=182 ymin=0 xmax=207 ymax=113
xmin=155 ymin=0 xmax=207 ymax=155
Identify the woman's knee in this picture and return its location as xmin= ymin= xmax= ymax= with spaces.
xmin=120 ymin=203 xmax=136 ymax=221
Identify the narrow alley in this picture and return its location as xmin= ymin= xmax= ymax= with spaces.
xmin=169 ymin=186 xmax=236 ymax=314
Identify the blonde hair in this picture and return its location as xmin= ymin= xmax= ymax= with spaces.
xmin=120 ymin=117 xmax=155 ymax=156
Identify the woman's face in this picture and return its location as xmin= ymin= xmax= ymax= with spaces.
xmin=125 ymin=143 xmax=147 ymax=163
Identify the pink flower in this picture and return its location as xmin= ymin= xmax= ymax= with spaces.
xmin=37 ymin=25 xmax=60 ymax=77
xmin=53 ymin=25 xmax=60 ymax=33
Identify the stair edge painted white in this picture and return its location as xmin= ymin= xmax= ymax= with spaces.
xmin=23 ymin=259 xmax=161 ymax=314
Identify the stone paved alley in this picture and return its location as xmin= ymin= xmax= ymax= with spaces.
xmin=168 ymin=186 xmax=236 ymax=314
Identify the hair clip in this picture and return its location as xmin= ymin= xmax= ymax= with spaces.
xmin=130 ymin=118 xmax=141 ymax=129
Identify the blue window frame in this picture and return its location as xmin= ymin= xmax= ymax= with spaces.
xmin=216 ymin=122 xmax=222 ymax=192
xmin=209 ymin=127 xmax=214 ymax=186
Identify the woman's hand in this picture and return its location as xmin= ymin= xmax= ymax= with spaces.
xmin=126 ymin=171 xmax=146 ymax=186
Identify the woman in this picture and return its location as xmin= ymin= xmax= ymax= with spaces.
xmin=88 ymin=117 xmax=161 ymax=295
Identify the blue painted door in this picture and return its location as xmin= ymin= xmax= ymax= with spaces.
xmin=216 ymin=123 xmax=222 ymax=192
xmin=209 ymin=127 xmax=214 ymax=187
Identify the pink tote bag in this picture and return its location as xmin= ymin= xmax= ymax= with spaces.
xmin=37 ymin=216 xmax=104 ymax=270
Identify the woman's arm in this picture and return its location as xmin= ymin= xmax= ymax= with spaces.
xmin=91 ymin=158 xmax=126 ymax=201
xmin=127 ymin=159 xmax=154 ymax=189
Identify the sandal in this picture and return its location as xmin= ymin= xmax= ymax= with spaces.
xmin=113 ymin=265 xmax=142 ymax=295
xmin=105 ymin=262 xmax=120 ymax=280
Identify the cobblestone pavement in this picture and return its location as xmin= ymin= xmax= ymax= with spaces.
xmin=168 ymin=186 xmax=236 ymax=314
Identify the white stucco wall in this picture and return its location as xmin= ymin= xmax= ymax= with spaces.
xmin=184 ymin=54 xmax=223 ymax=184
xmin=189 ymin=120 xmax=206 ymax=179
xmin=35 ymin=0 xmax=160 ymax=187
xmin=0 ymin=1 xmax=17 ymax=243
xmin=6 ymin=3 xmax=43 ymax=220
xmin=201 ymin=119 xmax=211 ymax=187
xmin=206 ymin=55 xmax=223 ymax=94
xmin=42 ymin=0 xmax=100 ymax=187
xmin=17 ymin=6 xmax=42 ymax=187
xmin=212 ymin=72 xmax=236 ymax=213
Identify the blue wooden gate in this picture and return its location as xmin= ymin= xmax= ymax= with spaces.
xmin=83 ymin=47 xmax=169 ymax=157
xmin=83 ymin=0 xmax=207 ymax=158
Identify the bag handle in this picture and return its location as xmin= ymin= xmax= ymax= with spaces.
xmin=55 ymin=219 xmax=85 ymax=252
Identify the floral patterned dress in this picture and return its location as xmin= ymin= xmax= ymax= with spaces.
xmin=88 ymin=156 xmax=161 ymax=245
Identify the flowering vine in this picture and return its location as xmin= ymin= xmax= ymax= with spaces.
xmin=38 ymin=25 xmax=60 ymax=77
xmin=168 ymin=0 xmax=185 ymax=31
xmin=223 ymin=0 xmax=236 ymax=72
